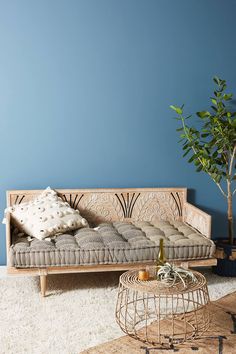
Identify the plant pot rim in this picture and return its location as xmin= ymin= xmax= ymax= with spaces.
xmin=215 ymin=239 xmax=236 ymax=246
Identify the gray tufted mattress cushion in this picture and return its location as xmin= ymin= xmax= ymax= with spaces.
xmin=9 ymin=220 xmax=216 ymax=268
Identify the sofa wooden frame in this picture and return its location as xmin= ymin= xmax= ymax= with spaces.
xmin=5 ymin=188 xmax=216 ymax=296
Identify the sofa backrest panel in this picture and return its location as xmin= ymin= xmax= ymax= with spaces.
xmin=7 ymin=188 xmax=187 ymax=226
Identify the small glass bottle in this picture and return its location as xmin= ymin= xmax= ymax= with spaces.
xmin=156 ymin=238 xmax=166 ymax=277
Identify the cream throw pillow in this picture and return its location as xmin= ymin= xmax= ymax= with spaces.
xmin=6 ymin=187 xmax=88 ymax=240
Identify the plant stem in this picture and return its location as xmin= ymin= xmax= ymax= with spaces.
xmin=217 ymin=183 xmax=228 ymax=198
xmin=227 ymin=180 xmax=234 ymax=244
xmin=229 ymin=145 xmax=236 ymax=177
xmin=228 ymin=145 xmax=235 ymax=243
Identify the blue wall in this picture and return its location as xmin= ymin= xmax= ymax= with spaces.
xmin=0 ymin=0 xmax=235 ymax=264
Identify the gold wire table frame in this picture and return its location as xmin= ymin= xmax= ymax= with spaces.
xmin=115 ymin=269 xmax=211 ymax=347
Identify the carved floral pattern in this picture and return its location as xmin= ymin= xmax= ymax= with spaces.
xmin=78 ymin=193 xmax=124 ymax=226
xmin=132 ymin=192 xmax=182 ymax=221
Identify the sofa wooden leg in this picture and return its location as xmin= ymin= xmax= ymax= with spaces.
xmin=40 ymin=275 xmax=47 ymax=297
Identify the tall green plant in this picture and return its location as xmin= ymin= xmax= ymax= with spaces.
xmin=170 ymin=77 xmax=236 ymax=244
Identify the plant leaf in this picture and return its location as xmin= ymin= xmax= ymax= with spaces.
xmin=197 ymin=111 xmax=211 ymax=118
xmin=170 ymin=105 xmax=183 ymax=114
xmin=211 ymin=98 xmax=217 ymax=105
xmin=213 ymin=76 xmax=220 ymax=85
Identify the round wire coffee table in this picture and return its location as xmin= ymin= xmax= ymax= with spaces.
xmin=115 ymin=269 xmax=210 ymax=347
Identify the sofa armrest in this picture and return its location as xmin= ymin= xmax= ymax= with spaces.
xmin=183 ymin=202 xmax=211 ymax=238
xmin=6 ymin=212 xmax=12 ymax=259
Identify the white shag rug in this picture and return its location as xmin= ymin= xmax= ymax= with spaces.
xmin=0 ymin=267 xmax=236 ymax=354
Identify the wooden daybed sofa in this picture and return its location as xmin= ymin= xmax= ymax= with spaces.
xmin=5 ymin=188 xmax=216 ymax=296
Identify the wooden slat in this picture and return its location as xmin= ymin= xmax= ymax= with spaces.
xmin=7 ymin=187 xmax=188 ymax=195
xmin=7 ymin=258 xmax=217 ymax=276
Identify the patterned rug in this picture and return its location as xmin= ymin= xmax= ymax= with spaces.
xmin=81 ymin=291 xmax=236 ymax=354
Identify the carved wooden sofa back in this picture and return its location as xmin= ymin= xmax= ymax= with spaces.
xmin=7 ymin=187 xmax=187 ymax=227
xmin=7 ymin=187 xmax=212 ymax=238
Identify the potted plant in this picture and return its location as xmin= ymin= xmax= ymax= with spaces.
xmin=170 ymin=76 xmax=236 ymax=276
